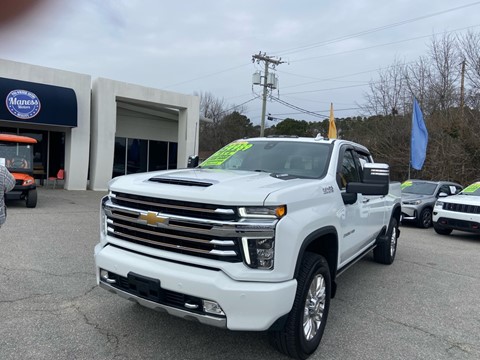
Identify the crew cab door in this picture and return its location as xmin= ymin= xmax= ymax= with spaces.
xmin=336 ymin=147 xmax=374 ymax=264
xmin=356 ymin=151 xmax=386 ymax=239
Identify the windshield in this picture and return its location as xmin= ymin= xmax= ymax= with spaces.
xmin=0 ymin=142 xmax=34 ymax=172
xmin=460 ymin=182 xmax=480 ymax=196
xmin=199 ymin=140 xmax=332 ymax=178
xmin=401 ymin=181 xmax=437 ymax=195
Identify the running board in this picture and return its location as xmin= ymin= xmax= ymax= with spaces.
xmin=336 ymin=244 xmax=376 ymax=277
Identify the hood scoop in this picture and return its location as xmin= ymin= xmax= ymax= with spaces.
xmin=149 ymin=176 xmax=214 ymax=187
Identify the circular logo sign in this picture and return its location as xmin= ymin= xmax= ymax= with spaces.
xmin=6 ymin=89 xmax=41 ymax=119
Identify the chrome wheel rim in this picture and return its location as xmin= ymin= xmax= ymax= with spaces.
xmin=390 ymin=226 xmax=397 ymax=257
xmin=303 ymin=274 xmax=326 ymax=341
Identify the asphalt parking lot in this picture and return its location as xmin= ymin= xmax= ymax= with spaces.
xmin=1 ymin=188 xmax=479 ymax=360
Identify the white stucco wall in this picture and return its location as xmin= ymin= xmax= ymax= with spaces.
xmin=0 ymin=58 xmax=91 ymax=190
xmin=90 ymin=78 xmax=199 ymax=191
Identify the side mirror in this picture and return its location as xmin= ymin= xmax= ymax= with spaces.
xmin=187 ymin=155 xmax=199 ymax=168
xmin=347 ymin=163 xmax=389 ymax=196
xmin=342 ymin=192 xmax=358 ymax=205
xmin=438 ymin=192 xmax=448 ymax=198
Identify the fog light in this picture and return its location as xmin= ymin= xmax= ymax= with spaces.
xmin=100 ymin=269 xmax=116 ymax=284
xmin=100 ymin=269 xmax=108 ymax=279
xmin=203 ymin=300 xmax=225 ymax=316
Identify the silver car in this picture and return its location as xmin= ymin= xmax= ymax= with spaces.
xmin=401 ymin=180 xmax=463 ymax=228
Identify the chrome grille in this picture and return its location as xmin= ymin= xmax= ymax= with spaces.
xmin=104 ymin=192 xmax=276 ymax=263
xmin=443 ymin=202 xmax=480 ymax=214
xmin=111 ymin=192 xmax=237 ymax=221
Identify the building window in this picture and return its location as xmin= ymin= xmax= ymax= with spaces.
xmin=149 ymin=140 xmax=168 ymax=171
xmin=127 ymin=139 xmax=148 ymax=174
xmin=113 ymin=137 xmax=126 ymax=178
xmin=113 ymin=137 xmax=177 ymax=177
xmin=168 ymin=142 xmax=178 ymax=170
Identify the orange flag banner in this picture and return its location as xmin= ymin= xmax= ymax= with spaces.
xmin=328 ymin=102 xmax=337 ymax=139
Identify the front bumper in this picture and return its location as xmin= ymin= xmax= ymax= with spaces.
xmin=401 ymin=205 xmax=417 ymax=220
xmin=95 ymin=244 xmax=297 ymax=331
xmin=433 ymin=215 xmax=480 ymax=233
xmin=6 ymin=184 xmax=36 ymax=199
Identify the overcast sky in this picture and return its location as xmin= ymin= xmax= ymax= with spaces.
xmin=1 ymin=0 xmax=480 ymax=126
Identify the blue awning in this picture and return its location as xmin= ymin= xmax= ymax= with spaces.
xmin=0 ymin=77 xmax=77 ymax=127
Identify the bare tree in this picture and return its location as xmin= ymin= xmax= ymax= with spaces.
xmin=196 ymin=91 xmax=254 ymax=156
xmin=458 ymin=31 xmax=480 ymax=110
xmin=361 ymin=58 xmax=407 ymax=117
xmin=427 ymin=33 xmax=461 ymax=111
xmin=404 ymin=56 xmax=430 ymax=112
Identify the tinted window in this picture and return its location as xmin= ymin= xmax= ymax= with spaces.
xmin=460 ymin=182 xmax=480 ymax=196
xmin=402 ymin=181 xmax=437 ymax=195
xmin=200 ymin=140 xmax=332 ymax=178
xmin=337 ymin=150 xmax=361 ymax=189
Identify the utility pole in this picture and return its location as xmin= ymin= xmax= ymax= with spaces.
xmin=252 ymin=52 xmax=285 ymax=136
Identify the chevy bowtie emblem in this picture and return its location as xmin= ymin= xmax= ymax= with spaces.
xmin=139 ymin=211 xmax=169 ymax=226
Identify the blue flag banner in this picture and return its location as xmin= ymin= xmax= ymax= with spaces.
xmin=411 ymin=98 xmax=428 ymax=170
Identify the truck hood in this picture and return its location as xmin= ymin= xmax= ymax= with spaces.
xmin=441 ymin=194 xmax=480 ymax=206
xmin=109 ymin=168 xmax=309 ymax=205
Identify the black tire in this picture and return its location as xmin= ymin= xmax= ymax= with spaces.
xmin=373 ymin=217 xmax=398 ymax=265
xmin=433 ymin=223 xmax=452 ymax=235
xmin=26 ymin=189 xmax=37 ymax=208
xmin=269 ymin=253 xmax=331 ymax=360
xmin=417 ymin=208 xmax=432 ymax=228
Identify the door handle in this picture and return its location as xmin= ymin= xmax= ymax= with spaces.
xmin=362 ymin=198 xmax=370 ymax=204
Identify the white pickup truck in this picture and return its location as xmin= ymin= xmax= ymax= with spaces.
xmin=94 ymin=135 xmax=401 ymax=359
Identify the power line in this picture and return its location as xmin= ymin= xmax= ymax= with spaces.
xmin=220 ymin=96 xmax=259 ymax=115
xmin=282 ymin=83 xmax=370 ymax=96
xmin=270 ymin=96 xmax=329 ymax=119
xmin=274 ymin=2 xmax=480 ymax=56
xmin=276 ymin=24 xmax=480 ymax=92
xmin=289 ymin=24 xmax=480 ymax=64
xmin=270 ymin=107 xmax=362 ymax=117
xmin=162 ymin=62 xmax=250 ymax=89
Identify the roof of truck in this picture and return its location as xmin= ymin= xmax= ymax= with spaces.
xmin=240 ymin=135 xmax=368 ymax=152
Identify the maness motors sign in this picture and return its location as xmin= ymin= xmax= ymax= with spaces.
xmin=6 ymin=89 xmax=41 ymax=119
xmin=0 ymin=77 xmax=77 ymax=127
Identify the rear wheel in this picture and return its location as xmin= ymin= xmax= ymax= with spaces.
xmin=433 ymin=223 xmax=452 ymax=235
xmin=26 ymin=189 xmax=37 ymax=208
xmin=374 ymin=217 xmax=398 ymax=265
xmin=417 ymin=208 xmax=432 ymax=228
xmin=269 ymin=253 xmax=331 ymax=359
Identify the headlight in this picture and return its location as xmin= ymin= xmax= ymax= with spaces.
xmin=23 ymin=179 xmax=34 ymax=185
xmin=435 ymin=201 xmax=444 ymax=208
xmin=241 ymin=237 xmax=275 ymax=270
xmin=402 ymin=200 xmax=422 ymax=205
xmin=100 ymin=195 xmax=109 ymax=236
xmin=238 ymin=205 xmax=286 ymax=219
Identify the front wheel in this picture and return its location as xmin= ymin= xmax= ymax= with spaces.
xmin=417 ymin=208 xmax=432 ymax=228
xmin=26 ymin=189 xmax=37 ymax=208
xmin=269 ymin=253 xmax=331 ymax=359
xmin=433 ymin=223 xmax=452 ymax=235
xmin=373 ymin=217 xmax=398 ymax=264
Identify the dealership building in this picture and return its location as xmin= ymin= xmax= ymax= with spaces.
xmin=0 ymin=58 xmax=200 ymax=191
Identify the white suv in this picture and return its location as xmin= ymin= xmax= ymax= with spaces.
xmin=433 ymin=182 xmax=480 ymax=235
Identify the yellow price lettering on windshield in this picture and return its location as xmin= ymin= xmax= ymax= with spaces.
xmin=462 ymin=182 xmax=480 ymax=193
xmin=401 ymin=181 xmax=412 ymax=189
xmin=201 ymin=142 xmax=253 ymax=166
